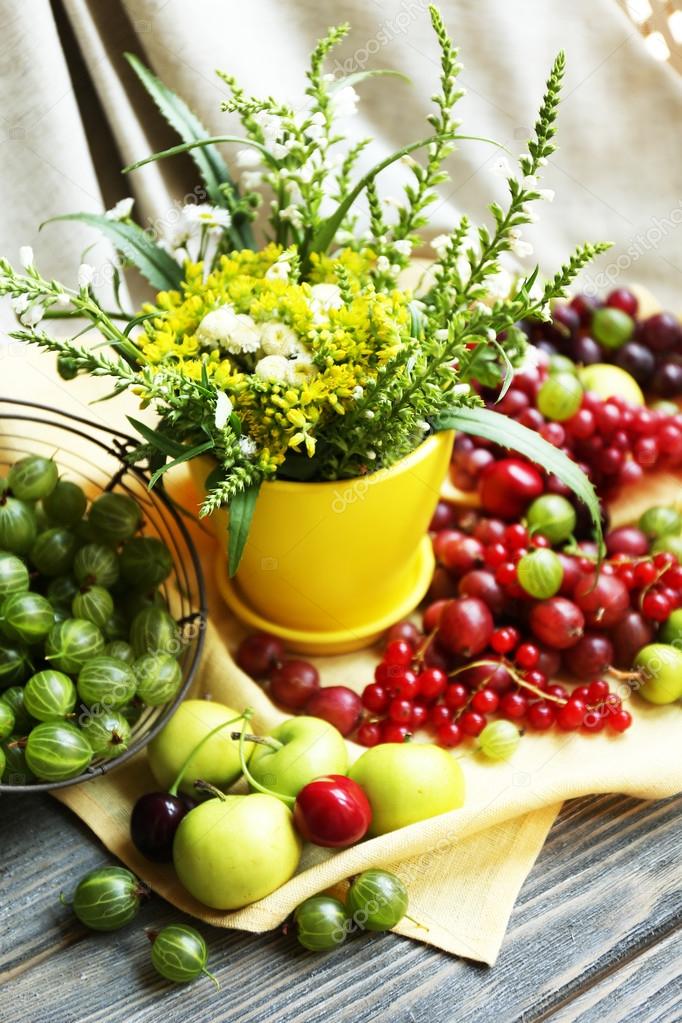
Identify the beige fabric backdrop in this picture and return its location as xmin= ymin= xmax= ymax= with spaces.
xmin=1 ymin=0 xmax=681 ymax=326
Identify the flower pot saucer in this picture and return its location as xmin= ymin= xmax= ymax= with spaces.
xmin=215 ymin=535 xmax=435 ymax=656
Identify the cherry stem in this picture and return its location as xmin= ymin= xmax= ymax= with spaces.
xmin=236 ymin=725 xmax=296 ymax=807
xmin=193 ymin=779 xmax=226 ymax=801
xmin=168 ymin=710 xmax=253 ymax=797
xmin=229 ymin=731 xmax=283 ymax=751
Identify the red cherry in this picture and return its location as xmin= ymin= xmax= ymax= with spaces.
xmin=478 ymin=458 xmax=544 ymax=519
xmin=236 ymin=632 xmax=285 ymax=678
xmin=293 ymin=775 xmax=372 ymax=848
xmin=529 ymin=597 xmax=585 ymax=649
xmin=304 ymin=686 xmax=362 ymax=736
xmin=422 ymin=599 xmax=448 ymax=633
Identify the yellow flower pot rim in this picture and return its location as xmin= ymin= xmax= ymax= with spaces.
xmin=248 ymin=431 xmax=445 ymax=494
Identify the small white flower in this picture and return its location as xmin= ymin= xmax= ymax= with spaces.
xmin=487 ymin=269 xmax=514 ymax=299
xmin=22 ymin=304 xmax=44 ymax=327
xmin=11 ymin=294 xmax=29 ymax=315
xmin=279 ymin=205 xmax=304 ymax=230
xmin=238 ymin=435 xmax=258 ymax=458
xmin=105 ymin=197 xmax=134 ymax=221
xmin=366 ymin=450 xmax=377 ymax=460
xmin=332 ymin=85 xmax=359 ymax=118
xmin=54 ymin=292 xmax=71 ymax=308
xmin=225 ymin=314 xmax=261 ymax=354
xmin=352 ymin=385 xmax=364 ymax=400
xmin=486 ymin=328 xmax=497 ymax=341
xmin=214 ymin=391 xmax=233 ymax=430
xmin=393 ymin=239 xmax=412 ymax=257
xmin=242 ymin=171 xmax=262 ymax=191
xmin=183 ymin=204 xmax=232 ymax=232
xmin=522 ymin=174 xmax=538 ymax=190
xmin=260 ymin=320 xmax=301 ymax=357
xmin=196 ymin=305 xmax=237 ymax=348
xmin=322 ymin=73 xmax=336 ymax=83
xmin=430 ymin=234 xmax=450 ymax=258
xmin=19 ymin=246 xmax=34 ymax=269
xmin=364 ymin=410 xmax=375 ymax=419
xmin=434 ymin=328 xmax=449 ymax=341
xmin=374 ymin=255 xmax=390 ymax=274
xmin=265 ymin=259 xmax=292 ymax=281
xmin=537 ymin=188 xmax=555 ymax=202
xmin=236 ymin=148 xmax=261 ymax=169
xmin=78 ymin=263 xmax=95 ymax=289
xmin=510 ymin=238 xmax=534 ymax=258
xmin=309 ymin=283 xmax=342 ymax=310
xmin=254 ymin=354 xmax=293 ymax=382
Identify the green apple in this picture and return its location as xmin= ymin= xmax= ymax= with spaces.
xmin=635 ymin=643 xmax=682 ymax=704
xmin=577 ymin=363 xmax=644 ymax=406
xmin=173 ymin=793 xmax=301 ymax=909
xmin=348 ymin=742 xmax=465 ymax=836
xmin=147 ymin=699 xmax=253 ymax=795
xmin=248 ymin=716 xmax=348 ymax=799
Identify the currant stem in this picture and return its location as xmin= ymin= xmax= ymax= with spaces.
xmin=168 ymin=710 xmax=253 ymax=796
xmin=236 ymin=725 xmax=295 ymax=807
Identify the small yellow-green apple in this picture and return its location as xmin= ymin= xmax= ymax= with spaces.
xmin=248 ymin=716 xmax=348 ymax=799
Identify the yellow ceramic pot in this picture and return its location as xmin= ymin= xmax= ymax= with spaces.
xmin=191 ymin=431 xmax=454 ymax=654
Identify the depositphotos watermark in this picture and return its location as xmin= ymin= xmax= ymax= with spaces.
xmin=582 ymin=200 xmax=682 ymax=296
xmin=331 ymin=0 xmax=431 ymax=75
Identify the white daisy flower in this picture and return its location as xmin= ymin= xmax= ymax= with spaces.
xmin=260 ymin=321 xmax=301 ymax=357
xmin=265 ymin=259 xmax=292 ymax=281
xmin=196 ymin=305 xmax=237 ymax=348
xmin=183 ymin=204 xmax=232 ymax=232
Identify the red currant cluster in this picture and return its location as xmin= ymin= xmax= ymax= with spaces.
xmin=451 ymin=365 xmax=682 ymax=505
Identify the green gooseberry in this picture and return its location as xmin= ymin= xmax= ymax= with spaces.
xmin=73 ymin=544 xmax=119 ymax=588
xmin=536 ymin=373 xmax=583 ymax=422
xmin=346 ymin=869 xmax=409 ymax=931
xmin=57 ymin=354 xmax=79 ymax=381
xmin=88 ymin=492 xmax=141 ymax=542
xmin=130 ymin=607 xmax=181 ymax=658
xmin=42 ymin=480 xmax=87 ymax=527
xmin=45 ymin=618 xmax=105 ymax=674
xmin=80 ymin=709 xmax=131 ymax=758
xmin=635 ymin=643 xmax=682 ymax=704
xmin=0 ymin=591 xmax=54 ymax=645
xmin=0 ymin=644 xmax=32 ymax=688
xmin=134 ymin=653 xmax=182 ymax=706
xmin=0 ymin=497 xmax=38 ymax=554
xmin=71 ymin=866 xmax=145 ymax=931
xmin=25 ymin=721 xmax=92 ymax=781
xmin=638 ymin=505 xmax=681 ymax=539
xmin=0 ymin=700 xmax=15 ymax=740
xmin=0 ymin=745 xmax=5 ymax=779
xmin=77 ymin=656 xmax=137 ymax=709
xmin=0 ymin=686 xmax=34 ymax=733
xmin=548 ymin=354 xmax=577 ymax=376
xmin=71 ymin=585 xmax=114 ymax=629
xmin=30 ymin=527 xmax=79 ymax=577
xmin=8 ymin=455 xmax=58 ymax=501
xmin=651 ymin=534 xmax=682 ymax=564
xmin=103 ymin=640 xmax=135 ymax=664
xmin=659 ymin=608 xmax=682 ymax=645
xmin=123 ymin=589 xmax=168 ymax=624
xmin=150 ymin=924 xmax=217 ymax=987
xmin=526 ymin=494 xmax=577 ymax=543
xmin=47 ymin=575 xmax=80 ymax=609
xmin=294 ymin=896 xmax=350 ymax=951
xmin=120 ymin=536 xmax=173 ymax=589
xmin=2 ymin=738 xmax=34 ymax=784
xmin=516 ymin=548 xmax=563 ymax=599
xmin=591 ymin=307 xmax=634 ymax=350
xmin=24 ymin=670 xmax=77 ymax=721
xmin=0 ymin=552 xmax=30 ymax=598
xmin=102 ymin=608 xmax=127 ymax=641
xmin=478 ymin=720 xmax=522 ymax=760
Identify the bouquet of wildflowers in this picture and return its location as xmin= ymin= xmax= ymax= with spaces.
xmin=0 ymin=7 xmax=605 ymax=570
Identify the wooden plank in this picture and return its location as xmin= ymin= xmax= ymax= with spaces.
xmin=1 ymin=792 xmax=681 ymax=1023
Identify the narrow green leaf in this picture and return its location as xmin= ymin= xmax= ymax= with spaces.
xmin=125 ymin=53 xmax=235 ymax=208
xmin=148 ymin=439 xmax=214 ymax=489
xmin=43 ymin=214 xmax=183 ymax=292
xmin=309 ymin=132 xmax=504 ymax=255
xmin=123 ymin=136 xmax=269 ymax=175
xmin=432 ymin=405 xmax=603 ymax=550
xmin=329 ymin=69 xmax=411 ymax=91
xmin=127 ymin=416 xmax=187 ymax=458
xmin=228 ymin=483 xmax=260 ymax=576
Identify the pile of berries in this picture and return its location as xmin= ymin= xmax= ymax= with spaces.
xmin=521 ymin=287 xmax=682 ymax=397
xmin=354 ymin=508 xmax=682 ymax=748
xmin=451 ymin=363 xmax=682 ymax=505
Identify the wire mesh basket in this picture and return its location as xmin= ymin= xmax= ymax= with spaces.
xmin=0 ymin=398 xmax=207 ymax=794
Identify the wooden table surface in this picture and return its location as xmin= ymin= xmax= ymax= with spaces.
xmin=2 ymin=789 xmax=680 ymax=1023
